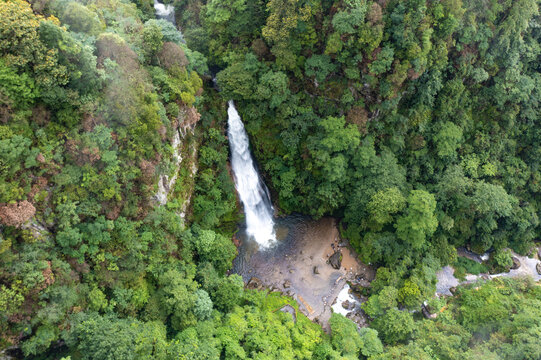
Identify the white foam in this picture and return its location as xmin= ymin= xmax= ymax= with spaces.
xmin=332 ymin=284 xmax=359 ymax=316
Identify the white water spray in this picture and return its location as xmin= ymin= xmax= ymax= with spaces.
xmin=227 ymin=101 xmax=276 ymax=248
xmin=153 ymin=0 xmax=175 ymax=24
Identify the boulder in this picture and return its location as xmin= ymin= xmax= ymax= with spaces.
xmin=313 ymin=266 xmax=320 ymax=274
xmin=283 ymin=280 xmax=291 ymax=288
xmin=536 ymin=262 xmax=541 ymax=275
xmin=449 ymin=287 xmax=457 ymax=295
xmin=328 ymin=251 xmax=342 ymax=269
xmin=247 ymin=277 xmax=263 ymax=290
xmin=511 ymin=257 xmax=521 ymax=270
xmin=342 ymin=300 xmax=353 ymax=310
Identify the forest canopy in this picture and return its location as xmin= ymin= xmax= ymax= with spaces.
xmin=0 ymin=0 xmax=540 ymax=359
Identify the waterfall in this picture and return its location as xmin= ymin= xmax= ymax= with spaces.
xmin=227 ymin=101 xmax=276 ymax=248
xmin=153 ymin=0 xmax=175 ymax=24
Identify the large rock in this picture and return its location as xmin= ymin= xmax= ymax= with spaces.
xmin=328 ymin=251 xmax=342 ymax=269
xmin=247 ymin=277 xmax=263 ymax=290
xmin=342 ymin=300 xmax=353 ymax=310
xmin=283 ymin=280 xmax=291 ymax=288
xmin=511 ymin=257 xmax=521 ymax=270
xmin=313 ymin=266 xmax=320 ymax=274
xmin=536 ymin=262 xmax=541 ymax=275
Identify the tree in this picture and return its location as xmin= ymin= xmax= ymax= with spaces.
xmin=362 ymin=286 xmax=398 ymax=318
xmin=306 ymin=115 xmax=361 ymax=216
xmin=255 ymin=70 xmax=290 ymax=108
xmin=216 ymin=57 xmax=259 ymax=100
xmin=367 ymin=187 xmax=406 ymax=231
xmin=262 ymin=0 xmax=312 ymax=69
xmin=0 ymin=59 xmax=38 ymax=108
xmin=66 ymin=313 xmax=169 ymax=360
xmin=142 ymin=21 xmax=164 ymax=63
xmin=396 ymin=190 xmax=438 ymax=249
xmin=372 ymin=308 xmax=416 ymax=345
xmin=359 ymin=328 xmax=384 ymax=358
xmin=211 ymin=274 xmax=244 ymax=312
xmin=60 ymin=2 xmax=103 ymax=36
xmin=369 ymin=46 xmax=394 ymax=75
xmin=205 ymin=0 xmax=247 ymax=24
xmin=194 ymin=289 xmax=213 ymax=320
xmin=433 ymin=122 xmax=462 ymax=160
xmin=332 ymin=2 xmax=367 ymax=35
xmin=158 ymin=269 xmax=198 ymax=330
xmin=329 ymin=313 xmax=363 ymax=357
xmin=305 ymin=55 xmax=337 ymax=83
xmin=398 ymin=279 xmax=421 ymax=308
xmin=192 ymin=229 xmax=236 ymax=275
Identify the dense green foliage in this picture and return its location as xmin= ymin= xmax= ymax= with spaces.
xmin=1 ymin=0 xmax=541 ymax=358
xmin=0 ymin=0 xmax=249 ymax=356
xmin=175 ymin=0 xmax=541 ymax=312
xmin=374 ymin=277 xmax=541 ymax=359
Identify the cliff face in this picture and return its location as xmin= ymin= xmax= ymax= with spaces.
xmin=153 ymin=107 xmax=200 ymax=208
xmin=153 ymin=106 xmax=200 ymax=225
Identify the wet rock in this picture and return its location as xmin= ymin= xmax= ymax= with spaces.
xmin=536 ymin=262 xmax=541 ymax=275
xmin=328 ymin=251 xmax=342 ymax=269
xmin=247 ymin=277 xmax=263 ymax=290
xmin=284 ymin=280 xmax=291 ymax=288
xmin=449 ymin=286 xmax=457 ymax=295
xmin=313 ymin=266 xmax=320 ymax=274
xmin=342 ymin=300 xmax=353 ymax=310
xmin=346 ymin=311 xmax=365 ymax=327
xmin=537 ymin=247 xmax=541 ymax=259
xmin=511 ymin=257 xmax=521 ymax=270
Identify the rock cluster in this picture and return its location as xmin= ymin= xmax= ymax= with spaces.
xmin=328 ymin=251 xmax=342 ymax=269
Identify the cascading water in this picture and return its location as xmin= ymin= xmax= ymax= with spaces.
xmin=227 ymin=100 xmax=276 ymax=248
xmin=153 ymin=0 xmax=175 ymax=24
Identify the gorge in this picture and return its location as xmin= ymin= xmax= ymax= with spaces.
xmin=1 ymin=0 xmax=541 ymax=358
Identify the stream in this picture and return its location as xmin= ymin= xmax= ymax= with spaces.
xmin=153 ymin=0 xmax=175 ymax=24
xmin=436 ymin=249 xmax=541 ymax=296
